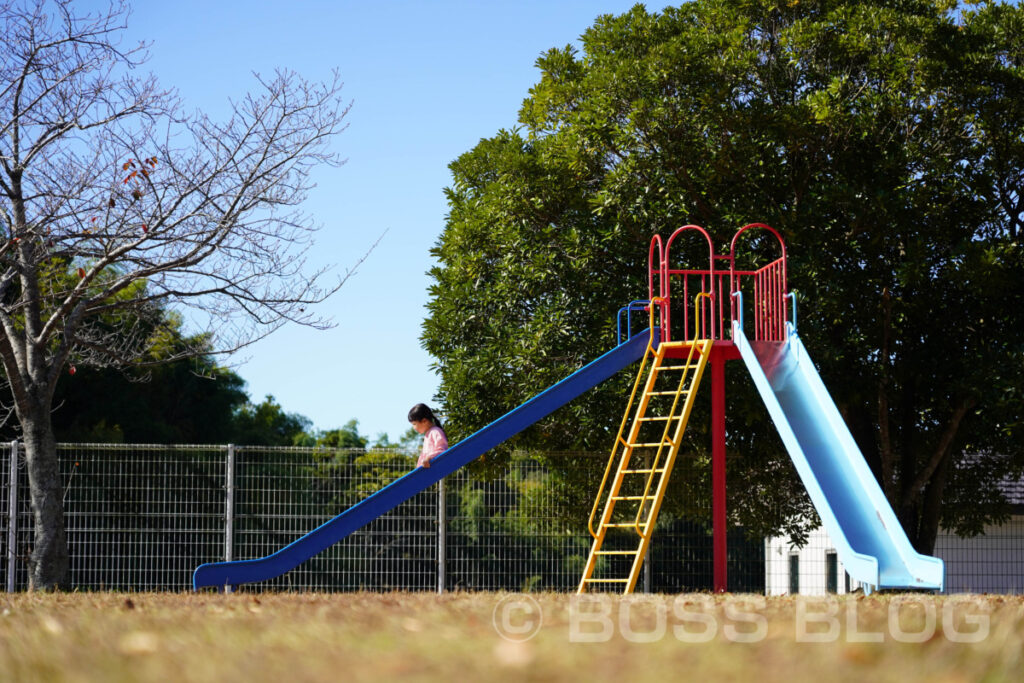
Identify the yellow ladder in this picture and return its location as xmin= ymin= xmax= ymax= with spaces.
xmin=578 ymin=332 xmax=711 ymax=594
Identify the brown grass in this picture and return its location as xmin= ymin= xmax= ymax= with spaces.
xmin=0 ymin=592 xmax=1021 ymax=682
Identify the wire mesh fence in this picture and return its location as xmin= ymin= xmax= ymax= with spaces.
xmin=1 ymin=441 xmax=12 ymax=593
xmin=935 ymin=520 xmax=1024 ymax=594
xmin=33 ymin=444 xmax=225 ymax=591
xmin=230 ymin=447 xmax=438 ymax=592
xmin=1 ymin=443 xmax=1020 ymax=593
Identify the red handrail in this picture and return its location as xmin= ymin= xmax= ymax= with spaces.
xmin=661 ymin=225 xmax=715 ymax=343
xmin=647 ymin=223 xmax=788 ymax=343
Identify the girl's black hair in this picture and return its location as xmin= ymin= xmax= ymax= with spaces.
xmin=408 ymin=403 xmax=443 ymax=430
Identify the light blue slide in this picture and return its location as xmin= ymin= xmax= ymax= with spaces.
xmin=733 ymin=321 xmax=944 ymax=592
xmin=193 ymin=330 xmax=653 ymax=590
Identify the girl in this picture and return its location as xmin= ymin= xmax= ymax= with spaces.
xmin=409 ymin=403 xmax=448 ymax=468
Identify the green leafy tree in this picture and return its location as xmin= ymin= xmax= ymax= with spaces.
xmin=370 ymin=428 xmax=416 ymax=450
xmin=0 ymin=257 xmax=248 ymax=443
xmin=314 ymin=419 xmax=369 ymax=450
xmin=397 ymin=426 xmax=422 ymax=453
xmin=231 ymin=395 xmax=313 ymax=447
xmin=49 ymin=335 xmax=249 ymax=445
xmin=0 ymin=1 xmax=356 ymax=588
xmin=424 ymin=0 xmax=1024 ymax=553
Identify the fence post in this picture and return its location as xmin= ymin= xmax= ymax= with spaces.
xmin=643 ymin=452 xmax=651 ymax=594
xmin=6 ymin=440 xmax=19 ymax=592
xmin=437 ymin=477 xmax=446 ymax=594
xmin=224 ymin=445 xmax=235 ymax=584
xmin=643 ymin=542 xmax=651 ymax=594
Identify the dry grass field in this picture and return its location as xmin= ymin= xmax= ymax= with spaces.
xmin=0 ymin=591 xmax=1021 ymax=682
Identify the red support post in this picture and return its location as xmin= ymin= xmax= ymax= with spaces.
xmin=652 ymin=223 xmax=788 ymax=594
xmin=711 ymin=346 xmax=727 ymax=593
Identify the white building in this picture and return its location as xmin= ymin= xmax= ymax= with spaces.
xmin=765 ymin=478 xmax=1024 ymax=595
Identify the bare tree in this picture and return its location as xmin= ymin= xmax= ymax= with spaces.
xmin=1 ymin=0 xmax=357 ymax=588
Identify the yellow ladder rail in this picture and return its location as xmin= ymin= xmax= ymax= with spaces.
xmin=586 ymin=299 xmax=666 ymax=540
xmin=577 ymin=339 xmax=710 ymax=594
xmin=632 ymin=329 xmax=709 ymax=537
xmin=579 ymin=293 xmax=713 ymax=594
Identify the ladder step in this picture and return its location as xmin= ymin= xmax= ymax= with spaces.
xmin=645 ymin=390 xmax=691 ymax=396
xmin=603 ymin=523 xmax=649 ymax=528
xmin=583 ymin=578 xmax=630 ymax=583
xmin=595 ymin=550 xmax=640 ymax=555
xmin=611 ymin=495 xmax=652 ymax=501
xmin=627 ymin=442 xmax=671 ymax=448
xmin=621 ymin=468 xmax=666 ymax=474
xmin=638 ymin=415 xmax=682 ymax=422
xmin=655 ymin=365 xmax=696 ymax=371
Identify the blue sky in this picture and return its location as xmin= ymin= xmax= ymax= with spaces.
xmin=112 ymin=1 xmax=663 ymax=442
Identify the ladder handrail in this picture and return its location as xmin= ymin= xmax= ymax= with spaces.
xmin=632 ymin=293 xmax=711 ymax=536
xmin=586 ymin=298 xmax=665 ymax=539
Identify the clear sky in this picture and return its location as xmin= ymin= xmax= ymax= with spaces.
xmin=109 ymin=0 xmax=664 ymax=442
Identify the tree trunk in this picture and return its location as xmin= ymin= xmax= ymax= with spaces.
xmin=915 ymin=448 xmax=951 ymax=555
xmin=21 ymin=412 xmax=69 ymax=590
xmin=897 ymin=497 xmax=921 ymax=551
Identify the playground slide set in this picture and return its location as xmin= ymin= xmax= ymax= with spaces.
xmin=194 ymin=247 xmax=944 ymax=594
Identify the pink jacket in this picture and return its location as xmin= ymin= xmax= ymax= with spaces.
xmin=417 ymin=426 xmax=448 ymax=467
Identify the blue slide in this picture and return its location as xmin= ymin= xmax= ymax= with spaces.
xmin=193 ymin=330 xmax=652 ymax=589
xmin=733 ymin=321 xmax=944 ymax=592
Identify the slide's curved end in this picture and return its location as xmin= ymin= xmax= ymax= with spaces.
xmin=733 ymin=320 xmax=944 ymax=592
xmin=193 ymin=563 xmax=227 ymax=591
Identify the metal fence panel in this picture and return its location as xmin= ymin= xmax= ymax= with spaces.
xmin=1 ymin=442 xmax=1020 ymax=593
xmin=1 ymin=442 xmax=10 ymax=592
xmin=440 ymin=454 xmax=764 ymax=593
xmin=16 ymin=444 xmax=228 ymax=591
xmin=444 ymin=457 xmax=593 ymax=592
xmin=937 ymin=518 xmax=1024 ymax=594
xmin=230 ymin=447 xmax=437 ymax=591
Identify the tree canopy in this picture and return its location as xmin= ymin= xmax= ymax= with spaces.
xmin=47 ymin=320 xmax=250 ymax=445
xmin=424 ymin=0 xmax=1024 ymax=553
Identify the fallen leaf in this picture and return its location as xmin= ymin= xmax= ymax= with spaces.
xmin=492 ymin=640 xmax=534 ymax=668
xmin=40 ymin=616 xmax=63 ymax=635
xmin=118 ymin=631 xmax=159 ymax=655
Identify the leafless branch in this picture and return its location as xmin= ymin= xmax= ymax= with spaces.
xmin=2 ymin=5 xmax=362 ymax=411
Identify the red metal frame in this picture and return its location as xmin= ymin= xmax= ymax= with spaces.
xmin=730 ymin=223 xmax=788 ymax=342
xmin=657 ymin=225 xmax=715 ymax=343
xmin=645 ymin=223 xmax=788 ymax=592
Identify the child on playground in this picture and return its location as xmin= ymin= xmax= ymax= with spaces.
xmin=409 ymin=403 xmax=447 ymax=468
